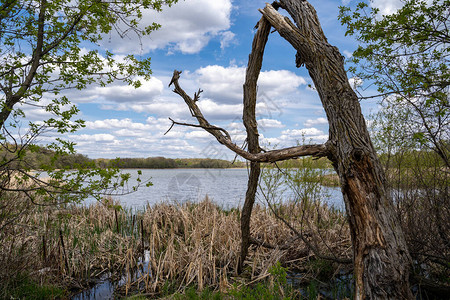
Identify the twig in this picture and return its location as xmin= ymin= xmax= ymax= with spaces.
xmin=169 ymin=70 xmax=329 ymax=162
xmin=165 ymin=118 xmax=231 ymax=140
xmin=59 ymin=229 xmax=69 ymax=273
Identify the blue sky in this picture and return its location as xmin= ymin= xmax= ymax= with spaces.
xmin=33 ymin=0 xmax=402 ymax=159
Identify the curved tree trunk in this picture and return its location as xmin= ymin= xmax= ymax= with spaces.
xmin=261 ymin=1 xmax=413 ymax=298
xmin=238 ymin=16 xmax=271 ymax=273
xmin=169 ymin=1 xmax=414 ymax=298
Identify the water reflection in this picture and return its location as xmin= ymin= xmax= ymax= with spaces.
xmin=80 ymin=168 xmax=344 ymax=210
xmin=72 ymin=251 xmax=151 ymax=300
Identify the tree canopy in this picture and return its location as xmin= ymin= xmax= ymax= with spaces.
xmin=0 ymin=0 xmax=177 ymax=203
xmin=339 ymin=0 xmax=449 ymax=166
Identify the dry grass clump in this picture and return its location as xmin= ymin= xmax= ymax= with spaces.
xmin=395 ymin=186 xmax=449 ymax=290
xmin=0 ymin=192 xmax=141 ymax=297
xmin=0 ymin=189 xmax=352 ymax=298
xmin=137 ymin=199 xmax=241 ymax=293
xmin=121 ymin=197 xmax=351 ymax=296
xmin=321 ymin=173 xmax=340 ymax=187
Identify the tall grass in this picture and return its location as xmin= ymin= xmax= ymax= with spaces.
xmin=383 ymin=150 xmax=449 ymax=295
xmin=2 ymin=149 xmax=447 ymax=298
xmin=0 ymin=187 xmax=351 ymax=298
xmin=0 ymin=191 xmax=142 ymax=298
xmin=117 ymin=193 xmax=351 ymax=297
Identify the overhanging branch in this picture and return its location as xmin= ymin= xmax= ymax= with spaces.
xmin=168 ymin=70 xmax=330 ymax=162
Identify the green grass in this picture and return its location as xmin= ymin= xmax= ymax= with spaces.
xmin=4 ymin=274 xmax=66 ymax=300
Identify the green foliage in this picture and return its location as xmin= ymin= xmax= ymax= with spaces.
xmin=228 ymin=282 xmax=281 ymax=300
xmin=172 ymin=286 xmax=223 ymax=300
xmin=3 ymin=273 xmax=66 ymax=300
xmin=0 ymin=143 xmax=91 ymax=169
xmin=339 ymin=0 xmax=449 ymax=166
xmin=268 ymin=262 xmax=290 ymax=295
xmin=0 ymin=0 xmax=178 ymax=203
xmin=228 ymin=262 xmax=292 ymax=300
xmin=260 ymin=156 xmax=332 ymax=208
xmin=305 ymin=280 xmax=319 ymax=300
xmin=1 ymin=0 xmax=178 ymax=102
xmin=344 ymin=2 xmax=450 ymax=286
xmin=107 ymin=157 xmax=245 ymax=169
xmin=306 ymin=259 xmax=334 ymax=281
xmin=152 ymin=262 xmax=294 ymax=300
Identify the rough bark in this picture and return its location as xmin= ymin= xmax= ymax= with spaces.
xmin=260 ymin=1 xmax=413 ymax=298
xmin=238 ymin=16 xmax=270 ymax=273
xmin=170 ymin=1 xmax=414 ymax=298
xmin=0 ymin=0 xmax=46 ymax=129
xmin=168 ymin=73 xmax=329 ymax=162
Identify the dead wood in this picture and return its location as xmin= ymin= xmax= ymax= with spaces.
xmin=170 ymin=1 xmax=414 ymax=298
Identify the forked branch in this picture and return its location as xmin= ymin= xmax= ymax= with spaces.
xmin=168 ymin=70 xmax=330 ymax=162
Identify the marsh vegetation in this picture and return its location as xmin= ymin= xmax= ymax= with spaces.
xmin=0 ymin=150 xmax=448 ymax=299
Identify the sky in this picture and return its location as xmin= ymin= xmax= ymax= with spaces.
xmin=33 ymin=0 xmax=402 ymax=160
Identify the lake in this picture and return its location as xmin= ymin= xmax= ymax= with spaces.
xmin=83 ymin=168 xmax=344 ymax=210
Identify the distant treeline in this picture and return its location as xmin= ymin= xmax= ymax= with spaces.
xmin=0 ymin=144 xmax=91 ymax=170
xmin=11 ymin=144 xmax=444 ymax=171
xmin=96 ymin=157 xmax=246 ymax=169
xmin=0 ymin=144 xmax=246 ymax=169
xmin=271 ymin=157 xmax=333 ymax=169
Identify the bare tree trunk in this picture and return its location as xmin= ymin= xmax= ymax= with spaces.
xmin=169 ymin=1 xmax=414 ymax=297
xmin=238 ymin=17 xmax=271 ymax=274
xmin=261 ymin=1 xmax=413 ymax=298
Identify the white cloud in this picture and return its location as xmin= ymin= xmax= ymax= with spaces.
xmin=63 ymin=75 xmax=164 ymax=106
xmin=304 ymin=117 xmax=328 ymax=127
xmin=228 ymin=122 xmax=244 ymax=130
xmin=279 ymin=128 xmax=328 ymax=144
xmin=198 ymin=98 xmax=243 ymax=120
xmin=195 ymin=65 xmax=307 ymax=104
xmin=19 ymin=98 xmax=56 ymax=122
xmin=282 ymin=128 xmax=324 ymax=137
xmin=371 ymin=0 xmax=432 ymax=16
xmin=370 ymin=0 xmax=403 ymax=15
xmin=91 ymin=77 xmax=163 ymax=103
xmin=146 ymin=116 xmax=172 ymax=127
xmin=220 ymin=31 xmax=237 ymax=50
xmin=70 ymin=115 xmax=222 ymax=158
xmin=185 ymin=130 xmax=211 ymax=139
xmin=74 ymin=65 xmax=306 ymax=122
xmin=349 ymin=76 xmax=363 ymax=90
xmin=341 ymin=0 xmax=405 ymax=14
xmin=257 ymin=118 xmax=285 ymax=129
xmin=101 ymin=101 xmax=188 ymax=117
xmin=86 ymin=118 xmax=151 ymax=130
xmin=259 ymin=70 xmax=307 ymax=98
xmin=261 ymin=137 xmax=282 ymax=146
xmin=114 ymin=129 xmax=144 ymax=137
xmin=163 ymin=130 xmax=185 ymax=139
xmin=102 ymin=0 xmax=233 ymax=54
xmin=196 ymin=65 xmax=244 ymax=103
xmin=85 ymin=118 xmax=176 ymax=139
xmin=71 ymin=133 xmax=116 ymax=143
xmin=343 ymin=50 xmax=353 ymax=58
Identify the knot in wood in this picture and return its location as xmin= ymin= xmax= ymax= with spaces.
xmin=295 ymin=51 xmax=306 ymax=68
xmin=271 ymin=1 xmax=282 ymax=10
xmin=352 ymin=148 xmax=364 ymax=162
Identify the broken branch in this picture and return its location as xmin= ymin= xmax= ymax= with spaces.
xmin=169 ymin=69 xmax=330 ymax=162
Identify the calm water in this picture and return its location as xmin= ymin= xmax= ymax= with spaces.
xmin=73 ymin=169 xmax=344 ymax=299
xmin=83 ymin=168 xmax=344 ymax=210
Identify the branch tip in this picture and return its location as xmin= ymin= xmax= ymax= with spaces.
xmin=169 ymin=70 xmax=182 ymax=87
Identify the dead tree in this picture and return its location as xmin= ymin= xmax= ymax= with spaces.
xmin=168 ymin=1 xmax=413 ymax=298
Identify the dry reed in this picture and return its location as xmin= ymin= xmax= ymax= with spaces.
xmin=123 ymin=196 xmax=351 ymax=296
xmin=0 ymin=190 xmax=351 ymax=298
